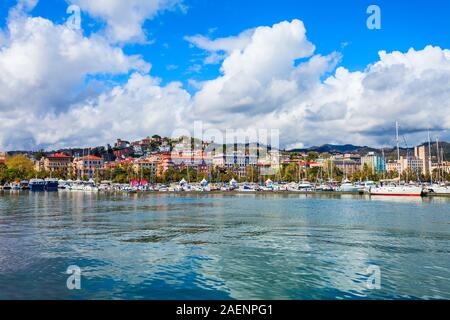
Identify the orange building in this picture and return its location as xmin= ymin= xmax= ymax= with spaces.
xmin=73 ymin=155 xmax=104 ymax=179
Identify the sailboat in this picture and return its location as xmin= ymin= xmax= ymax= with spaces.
xmin=369 ymin=122 xmax=425 ymax=197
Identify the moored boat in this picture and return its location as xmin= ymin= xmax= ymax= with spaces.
xmin=29 ymin=179 xmax=45 ymax=192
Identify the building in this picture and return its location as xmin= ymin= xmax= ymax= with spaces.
xmin=386 ymin=161 xmax=400 ymax=174
xmin=34 ymin=153 xmax=72 ymax=175
xmin=132 ymin=158 xmax=158 ymax=177
xmin=396 ymin=156 xmax=425 ymax=175
xmin=113 ymin=147 xmax=134 ymax=159
xmin=332 ymin=159 xmax=361 ymax=176
xmin=257 ymin=150 xmax=281 ymax=176
xmin=114 ymin=139 xmax=130 ymax=149
xmin=73 ymin=155 xmax=104 ymax=179
xmin=156 ymin=155 xmax=174 ymax=176
xmin=213 ymin=152 xmax=258 ymax=177
xmin=414 ymin=145 xmax=430 ymax=175
xmin=361 ymin=152 xmax=386 ymax=173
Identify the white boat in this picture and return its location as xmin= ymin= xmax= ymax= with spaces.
xmin=427 ymin=184 xmax=450 ymax=195
xmin=356 ymin=180 xmax=376 ymax=193
xmin=67 ymin=179 xmax=99 ymax=192
xmin=238 ymin=185 xmax=256 ymax=192
xmin=370 ymin=122 xmax=425 ymax=197
xmin=298 ymin=181 xmax=314 ymax=192
xmin=337 ymin=180 xmax=359 ymax=192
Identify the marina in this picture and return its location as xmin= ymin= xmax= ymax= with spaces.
xmin=2 ymin=175 xmax=450 ymax=196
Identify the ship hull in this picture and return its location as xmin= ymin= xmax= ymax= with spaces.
xmin=29 ymin=184 xmax=45 ymax=192
xmin=45 ymin=180 xmax=59 ymax=191
xmin=369 ymin=186 xmax=424 ymax=197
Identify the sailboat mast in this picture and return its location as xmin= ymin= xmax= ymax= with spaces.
xmin=436 ymin=138 xmax=441 ymax=183
xmin=428 ymin=130 xmax=432 ymax=184
xmin=396 ymin=121 xmax=401 ymax=182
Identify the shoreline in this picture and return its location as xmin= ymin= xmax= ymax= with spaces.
xmin=2 ymin=189 xmax=450 ymax=197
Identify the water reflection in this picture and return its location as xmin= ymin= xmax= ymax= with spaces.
xmin=1 ymin=192 xmax=450 ymax=299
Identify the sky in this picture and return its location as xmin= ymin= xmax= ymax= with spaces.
xmin=1 ymin=0 xmax=450 ymax=151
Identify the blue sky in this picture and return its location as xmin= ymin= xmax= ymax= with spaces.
xmin=3 ymin=0 xmax=449 ymax=88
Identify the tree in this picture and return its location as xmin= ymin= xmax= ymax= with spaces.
xmin=307 ymin=152 xmax=319 ymax=161
xmin=34 ymin=150 xmax=46 ymax=161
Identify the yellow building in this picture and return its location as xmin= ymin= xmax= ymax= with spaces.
xmin=34 ymin=153 xmax=73 ymax=174
xmin=73 ymin=155 xmax=104 ymax=179
xmin=132 ymin=158 xmax=158 ymax=176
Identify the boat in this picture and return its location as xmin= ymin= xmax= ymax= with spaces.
xmin=369 ymin=184 xmax=425 ymax=197
xmin=58 ymin=180 xmax=67 ymax=189
xmin=298 ymin=181 xmax=314 ymax=192
xmin=45 ymin=178 xmax=59 ymax=191
xmin=238 ymin=185 xmax=256 ymax=192
xmin=20 ymin=180 xmax=30 ymax=190
xmin=427 ymin=184 xmax=450 ymax=195
xmin=67 ymin=179 xmax=99 ymax=192
xmin=315 ymin=184 xmax=334 ymax=192
xmin=337 ymin=180 xmax=359 ymax=193
xmin=29 ymin=179 xmax=45 ymax=191
xmin=2 ymin=183 xmax=12 ymax=190
xmin=369 ymin=121 xmax=425 ymax=197
xmin=10 ymin=182 xmax=21 ymax=190
xmin=356 ymin=180 xmax=376 ymax=193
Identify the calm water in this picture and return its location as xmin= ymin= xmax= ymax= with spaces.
xmin=1 ymin=191 xmax=450 ymax=300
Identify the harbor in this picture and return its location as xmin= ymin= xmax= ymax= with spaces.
xmin=2 ymin=178 xmax=450 ymax=197
xmin=1 ymin=191 xmax=450 ymax=300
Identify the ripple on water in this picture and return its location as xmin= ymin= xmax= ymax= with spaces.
xmin=1 ymin=192 xmax=450 ymax=299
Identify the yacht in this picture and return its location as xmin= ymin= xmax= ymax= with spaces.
xmin=369 ymin=122 xmax=425 ymax=197
xmin=427 ymin=184 xmax=450 ymax=195
xmin=337 ymin=180 xmax=359 ymax=193
xmin=298 ymin=181 xmax=314 ymax=192
xmin=29 ymin=179 xmax=45 ymax=191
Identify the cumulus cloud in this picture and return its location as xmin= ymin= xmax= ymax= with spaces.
xmin=1 ymin=11 xmax=450 ymax=151
xmin=187 ymin=20 xmax=450 ymax=148
xmin=0 ymin=5 xmax=150 ymax=149
xmin=70 ymin=0 xmax=186 ymax=43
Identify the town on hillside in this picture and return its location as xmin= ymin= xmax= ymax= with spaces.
xmin=1 ymin=134 xmax=449 ymax=185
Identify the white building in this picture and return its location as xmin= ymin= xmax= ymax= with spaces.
xmin=213 ymin=152 xmax=258 ymax=177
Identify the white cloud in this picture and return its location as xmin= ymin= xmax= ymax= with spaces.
xmin=33 ymin=73 xmax=191 ymax=148
xmin=1 ymin=12 xmax=450 ymax=151
xmin=0 ymin=6 xmax=150 ymax=149
xmin=185 ymin=28 xmax=254 ymax=64
xmin=70 ymin=0 xmax=186 ymax=43
xmin=188 ymin=21 xmax=450 ymax=148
